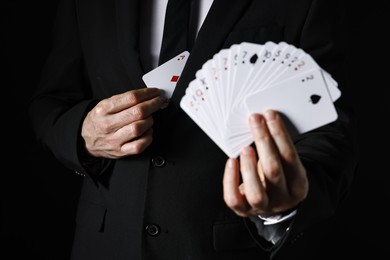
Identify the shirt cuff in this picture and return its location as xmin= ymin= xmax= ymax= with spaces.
xmin=257 ymin=209 xmax=297 ymax=225
xmin=249 ymin=209 xmax=297 ymax=244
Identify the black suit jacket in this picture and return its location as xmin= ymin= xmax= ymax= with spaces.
xmin=29 ymin=0 xmax=358 ymax=259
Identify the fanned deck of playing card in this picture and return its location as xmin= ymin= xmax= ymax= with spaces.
xmin=180 ymin=41 xmax=341 ymax=158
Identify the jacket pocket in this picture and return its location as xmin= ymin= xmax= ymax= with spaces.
xmin=212 ymin=220 xmax=257 ymax=252
xmin=75 ymin=199 xmax=107 ymax=232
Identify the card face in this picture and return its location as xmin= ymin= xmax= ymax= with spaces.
xmin=142 ymin=51 xmax=190 ymax=99
xmin=179 ymin=41 xmax=341 ymax=158
xmin=245 ymin=69 xmax=338 ymax=136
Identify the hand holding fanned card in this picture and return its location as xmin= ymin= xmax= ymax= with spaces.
xmin=179 ymin=41 xmax=341 ymax=158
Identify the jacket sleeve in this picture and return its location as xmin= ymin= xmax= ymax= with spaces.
xmin=28 ymin=0 xmax=111 ymax=179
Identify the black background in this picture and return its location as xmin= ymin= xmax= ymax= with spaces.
xmin=3 ymin=1 xmax=390 ymax=259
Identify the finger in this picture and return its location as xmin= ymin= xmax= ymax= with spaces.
xmin=263 ymin=110 xmax=297 ymax=162
xmin=120 ymin=128 xmax=154 ymax=155
xmin=264 ymin=110 xmax=308 ymax=196
xmin=223 ymin=158 xmax=250 ymax=217
xmin=110 ymin=95 xmax=165 ymax=129
xmin=263 ymin=110 xmax=304 ymax=172
xmin=102 ymin=88 xmax=164 ymax=114
xmin=115 ymin=117 xmax=154 ymax=143
xmin=128 ymin=95 xmax=167 ymax=119
xmin=239 ymin=146 xmax=268 ymax=210
xmin=249 ymin=113 xmax=287 ymax=189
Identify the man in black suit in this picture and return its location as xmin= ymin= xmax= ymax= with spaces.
xmin=28 ymin=0 xmax=358 ymax=259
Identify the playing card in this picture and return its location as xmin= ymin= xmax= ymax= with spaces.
xmin=321 ymin=70 xmax=341 ymax=101
xmin=142 ymin=50 xmax=190 ymax=99
xmin=179 ymin=41 xmax=341 ymax=158
xmin=245 ymin=68 xmax=338 ymax=136
xmin=227 ymin=42 xmax=273 ymax=134
xmin=180 ymin=79 xmax=229 ymax=155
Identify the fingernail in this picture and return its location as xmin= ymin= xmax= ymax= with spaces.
xmin=264 ymin=110 xmax=276 ymax=121
xmin=249 ymin=114 xmax=264 ymax=126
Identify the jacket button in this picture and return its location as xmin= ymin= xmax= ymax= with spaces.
xmin=145 ymin=224 xmax=160 ymax=237
xmin=151 ymin=156 xmax=166 ymax=167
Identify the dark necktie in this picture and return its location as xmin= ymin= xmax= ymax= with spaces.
xmin=158 ymin=0 xmax=192 ymax=65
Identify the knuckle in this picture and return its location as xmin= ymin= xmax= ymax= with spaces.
xmin=126 ymin=91 xmax=141 ymax=105
xmin=284 ymin=150 xmax=298 ymax=162
xmin=104 ymin=136 xmax=117 ymax=150
xmin=262 ymin=160 xmax=280 ymax=178
xmin=129 ymin=143 xmax=146 ymax=154
xmin=247 ymin=192 xmax=265 ymax=208
xmin=131 ymin=144 xmax=144 ymax=154
xmin=129 ymin=123 xmax=142 ymax=137
xmin=224 ymin=194 xmax=241 ymax=209
xmin=94 ymin=101 xmax=109 ymax=116
xmin=125 ymin=133 xmax=153 ymax=155
xmin=104 ymin=96 xmax=119 ymax=109
xmin=129 ymin=106 xmax=145 ymax=120
xmin=98 ymin=118 xmax=112 ymax=133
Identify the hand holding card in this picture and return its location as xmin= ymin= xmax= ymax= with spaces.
xmin=180 ymin=42 xmax=340 ymax=158
xmin=142 ymin=51 xmax=190 ymax=100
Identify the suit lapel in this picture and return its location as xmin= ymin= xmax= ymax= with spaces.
xmin=115 ymin=0 xmax=145 ymax=89
xmin=169 ymin=0 xmax=253 ymax=110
